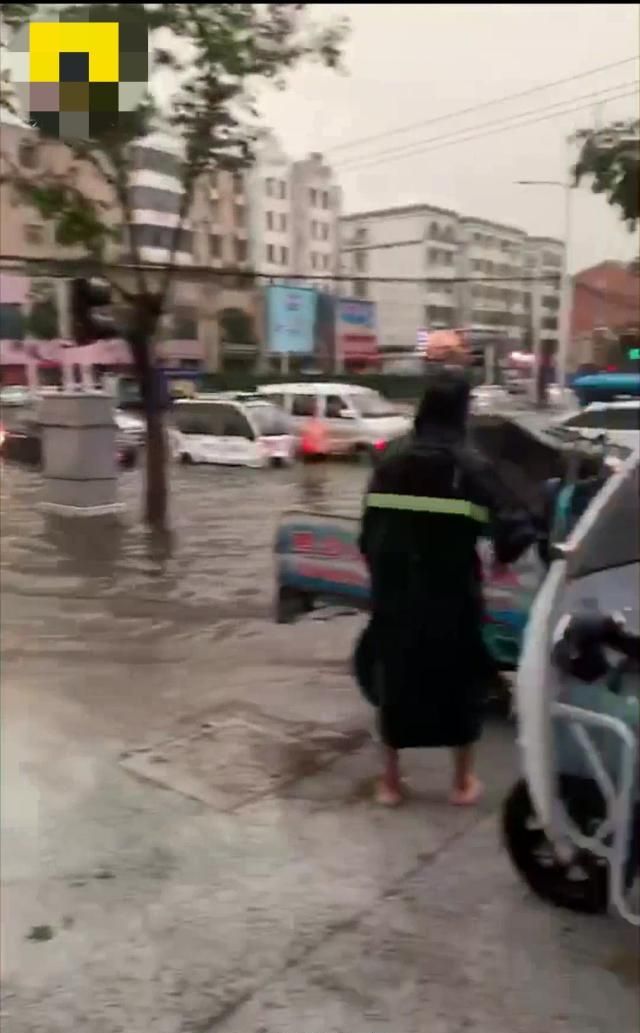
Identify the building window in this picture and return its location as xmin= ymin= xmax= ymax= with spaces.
xmin=354 ymin=250 xmax=367 ymax=273
xmin=323 ymin=254 xmax=331 ymax=271
xmin=131 ymin=225 xmax=193 ymax=252
xmin=309 ymin=188 xmax=317 ymax=206
xmin=322 ymin=223 xmax=330 ymax=241
xmin=279 ymin=180 xmax=287 ymax=200
xmin=265 ymin=177 xmax=274 ymax=197
xmin=129 ymin=185 xmax=182 ymax=214
xmin=279 ymin=212 xmax=288 ymax=232
xmin=232 ymin=172 xmax=243 ymax=194
xmin=311 ymin=252 xmax=317 ymax=270
xmin=172 ymin=306 xmax=198 ymax=339
xmin=353 ymin=280 xmax=367 ymax=300
xmin=266 ymin=243 xmax=275 ymax=263
xmin=210 ymin=234 xmax=221 ymax=258
xmin=25 ymin=223 xmax=45 ymax=244
xmin=235 ymin=238 xmax=248 ymax=262
xmin=280 ymin=246 xmax=288 ymax=265
xmin=427 ymin=248 xmax=439 ymax=265
xmin=234 ymin=204 xmax=245 ymax=227
xmin=266 ymin=211 xmax=274 ymax=231
xmin=321 ymin=190 xmax=329 ymax=209
xmin=132 ymin=146 xmax=181 ymax=178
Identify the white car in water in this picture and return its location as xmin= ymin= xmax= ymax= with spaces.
xmin=169 ymin=395 xmax=295 ymax=468
xmin=257 ymin=382 xmax=411 ymax=456
xmin=554 ymin=400 xmax=640 ymax=452
xmin=114 ymin=409 xmax=145 ymax=446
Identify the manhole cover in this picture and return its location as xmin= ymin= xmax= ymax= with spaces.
xmin=120 ymin=703 xmax=367 ymax=810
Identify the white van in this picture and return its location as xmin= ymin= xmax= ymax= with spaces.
xmin=170 ymin=395 xmax=295 ymax=467
xmin=257 ymin=383 xmax=411 ymax=456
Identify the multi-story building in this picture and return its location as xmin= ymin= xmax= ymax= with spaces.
xmin=457 ymin=217 xmax=528 ymax=351
xmin=246 ymin=131 xmax=341 ymax=285
xmin=340 ymin=203 xmax=564 ymax=363
xmin=0 ymin=116 xmax=257 ymax=376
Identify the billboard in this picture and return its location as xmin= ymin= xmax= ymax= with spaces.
xmin=336 ymin=299 xmax=378 ymax=362
xmin=266 ymin=285 xmax=317 ymax=355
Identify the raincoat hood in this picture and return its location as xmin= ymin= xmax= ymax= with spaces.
xmin=414 ymin=366 xmax=472 ymax=437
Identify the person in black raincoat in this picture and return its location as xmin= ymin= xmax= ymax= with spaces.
xmin=355 ymin=367 xmax=537 ymax=806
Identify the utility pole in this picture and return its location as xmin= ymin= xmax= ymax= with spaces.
xmin=531 ymin=274 xmax=544 ymax=407
xmin=516 ymin=162 xmax=573 ymax=397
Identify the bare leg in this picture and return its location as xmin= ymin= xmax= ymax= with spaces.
xmin=375 ymin=745 xmax=404 ymax=806
xmin=450 ymin=745 xmax=483 ymax=806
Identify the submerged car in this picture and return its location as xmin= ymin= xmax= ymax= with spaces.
xmin=169 ymin=395 xmax=295 ymax=468
xmin=552 ymin=399 xmax=639 ymax=452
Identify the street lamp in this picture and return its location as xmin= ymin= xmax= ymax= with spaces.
xmin=515 ymin=177 xmax=573 ymax=397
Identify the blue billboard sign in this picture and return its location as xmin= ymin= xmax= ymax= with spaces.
xmin=266 ymin=285 xmax=317 ymax=355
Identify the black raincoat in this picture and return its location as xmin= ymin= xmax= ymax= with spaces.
xmin=355 ymin=368 xmax=537 ymax=750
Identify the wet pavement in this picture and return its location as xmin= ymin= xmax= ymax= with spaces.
xmin=1 ymin=459 xmax=638 ymax=1033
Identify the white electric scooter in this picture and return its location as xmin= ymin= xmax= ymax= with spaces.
xmin=503 ymin=449 xmax=639 ymax=924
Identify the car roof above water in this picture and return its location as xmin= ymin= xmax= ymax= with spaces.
xmin=258 ymin=383 xmax=373 ymax=396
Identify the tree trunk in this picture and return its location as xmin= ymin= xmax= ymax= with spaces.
xmin=144 ymin=404 xmax=168 ymax=528
xmin=128 ymin=294 xmax=169 ymax=529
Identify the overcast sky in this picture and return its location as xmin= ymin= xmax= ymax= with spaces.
xmin=257 ymin=3 xmax=639 ymax=272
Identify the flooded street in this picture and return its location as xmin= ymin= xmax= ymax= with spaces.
xmin=1 ymin=461 xmax=366 ymax=663
xmin=1 ymin=459 xmax=637 ymax=1033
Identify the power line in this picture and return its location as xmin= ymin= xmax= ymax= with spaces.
xmin=0 ymin=255 xmax=561 ymax=285
xmin=326 ymin=55 xmax=640 ymax=156
xmin=336 ymin=84 xmax=639 ymax=173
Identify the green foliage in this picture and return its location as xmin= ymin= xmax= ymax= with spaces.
xmin=573 ymin=119 xmax=640 ymax=230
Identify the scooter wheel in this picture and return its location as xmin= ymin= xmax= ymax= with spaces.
xmin=502 ymin=776 xmax=609 ymax=915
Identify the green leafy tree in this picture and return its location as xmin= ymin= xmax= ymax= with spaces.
xmin=572 ymin=118 xmax=640 ymax=231
xmin=0 ymin=3 xmax=348 ymax=527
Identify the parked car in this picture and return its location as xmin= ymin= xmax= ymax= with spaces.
xmin=169 ymin=395 xmax=295 ymax=467
xmin=470 ymin=384 xmax=511 ymax=413
xmin=0 ymin=406 xmax=138 ymax=469
xmin=257 ymin=382 xmax=411 ymax=457
xmin=115 ymin=409 xmax=145 ymax=447
xmin=552 ymin=400 xmax=639 ymax=452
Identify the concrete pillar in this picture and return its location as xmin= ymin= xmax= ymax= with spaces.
xmin=38 ymin=388 xmax=124 ymax=517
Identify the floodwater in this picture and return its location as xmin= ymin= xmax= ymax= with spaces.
xmin=0 ymin=459 xmax=368 ymax=663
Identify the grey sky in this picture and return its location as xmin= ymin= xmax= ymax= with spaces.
xmin=257 ymin=3 xmax=640 ymax=273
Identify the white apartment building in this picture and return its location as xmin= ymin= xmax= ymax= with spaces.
xmin=245 ymin=133 xmax=293 ymax=278
xmin=246 ymin=132 xmax=341 ymax=284
xmin=290 ymin=152 xmax=342 ymax=285
xmin=457 ymin=217 xmax=528 ymax=348
xmin=340 ymin=203 xmax=563 ymax=356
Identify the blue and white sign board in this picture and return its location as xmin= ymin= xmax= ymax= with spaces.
xmin=266 ymin=285 xmax=317 ymax=355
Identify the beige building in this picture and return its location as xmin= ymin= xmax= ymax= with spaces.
xmin=0 ymin=117 xmax=259 ymax=371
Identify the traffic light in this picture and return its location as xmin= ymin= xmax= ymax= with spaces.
xmin=70 ymin=277 xmax=118 ymax=345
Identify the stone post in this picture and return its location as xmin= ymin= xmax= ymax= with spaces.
xmin=38 ymin=386 xmax=124 ymax=516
